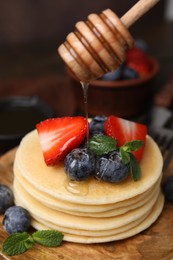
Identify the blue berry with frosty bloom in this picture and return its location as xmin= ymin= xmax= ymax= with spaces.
xmin=0 ymin=184 xmax=14 ymax=214
xmin=121 ymin=67 xmax=138 ymax=80
xmin=102 ymin=66 xmax=122 ymax=81
xmin=135 ymin=39 xmax=148 ymax=52
xmin=95 ymin=151 xmax=129 ymax=183
xmin=89 ymin=115 xmax=107 ymax=136
xmin=3 ymin=206 xmax=31 ymax=234
xmin=64 ymin=148 xmax=95 ymax=181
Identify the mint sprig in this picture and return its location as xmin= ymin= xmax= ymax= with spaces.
xmin=129 ymin=153 xmax=141 ymax=181
xmin=2 ymin=232 xmax=33 ymax=256
xmin=121 ymin=140 xmax=144 ymax=153
xmin=2 ymin=230 xmax=64 ymax=256
xmin=120 ymin=140 xmax=143 ymax=181
xmin=32 ymin=230 xmax=63 ymax=247
xmin=89 ymin=135 xmax=117 ymax=155
xmin=119 ymin=147 xmax=131 ymax=164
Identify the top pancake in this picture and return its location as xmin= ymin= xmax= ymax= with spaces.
xmin=14 ymin=130 xmax=163 ymax=205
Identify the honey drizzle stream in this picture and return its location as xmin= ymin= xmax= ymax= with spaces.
xmin=80 ymin=81 xmax=89 ymax=145
xmin=64 ymin=81 xmax=90 ymax=196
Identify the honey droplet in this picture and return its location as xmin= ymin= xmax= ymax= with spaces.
xmin=64 ymin=178 xmax=89 ymax=196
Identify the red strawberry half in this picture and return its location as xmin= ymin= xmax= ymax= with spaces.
xmin=126 ymin=47 xmax=151 ymax=76
xmin=36 ymin=116 xmax=87 ymax=166
xmin=104 ymin=115 xmax=147 ymax=162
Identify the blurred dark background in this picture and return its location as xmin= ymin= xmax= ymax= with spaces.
xmin=0 ymin=0 xmax=165 ymax=46
xmin=0 ymin=0 xmax=172 ymax=116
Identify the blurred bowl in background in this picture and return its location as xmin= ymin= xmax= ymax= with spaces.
xmin=0 ymin=96 xmax=54 ymax=153
xmin=66 ymin=56 xmax=159 ymax=119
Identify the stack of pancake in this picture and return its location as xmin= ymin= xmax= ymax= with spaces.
xmin=13 ymin=130 xmax=164 ymax=243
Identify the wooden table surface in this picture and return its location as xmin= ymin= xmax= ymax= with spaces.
xmin=0 ymin=148 xmax=173 ymax=260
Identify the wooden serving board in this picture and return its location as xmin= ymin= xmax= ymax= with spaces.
xmin=0 ymin=149 xmax=173 ymax=260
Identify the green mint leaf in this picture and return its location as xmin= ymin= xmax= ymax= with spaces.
xmin=2 ymin=232 xmax=33 ymax=256
xmin=120 ymin=148 xmax=130 ymax=164
xmin=32 ymin=230 xmax=64 ymax=247
xmin=122 ymin=140 xmax=144 ymax=152
xmin=89 ymin=135 xmax=117 ymax=156
xmin=129 ymin=153 xmax=141 ymax=181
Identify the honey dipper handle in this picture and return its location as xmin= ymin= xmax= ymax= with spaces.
xmin=121 ymin=0 xmax=160 ymax=28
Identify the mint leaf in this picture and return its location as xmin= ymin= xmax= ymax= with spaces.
xmin=32 ymin=230 xmax=64 ymax=247
xmin=89 ymin=135 xmax=117 ymax=156
xmin=2 ymin=230 xmax=64 ymax=256
xmin=120 ymin=148 xmax=130 ymax=164
xmin=2 ymin=232 xmax=33 ymax=256
xmin=129 ymin=153 xmax=141 ymax=181
xmin=122 ymin=140 xmax=144 ymax=152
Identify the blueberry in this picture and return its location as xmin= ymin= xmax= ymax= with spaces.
xmin=135 ymin=39 xmax=148 ymax=52
xmin=0 ymin=184 xmax=14 ymax=214
xmin=64 ymin=148 xmax=95 ymax=181
xmin=162 ymin=176 xmax=173 ymax=202
xmin=3 ymin=206 xmax=31 ymax=234
xmin=102 ymin=66 xmax=122 ymax=81
xmin=89 ymin=116 xmax=107 ymax=136
xmin=95 ymin=151 xmax=129 ymax=183
xmin=121 ymin=67 xmax=138 ymax=80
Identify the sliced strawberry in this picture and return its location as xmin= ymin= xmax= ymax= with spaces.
xmin=126 ymin=47 xmax=147 ymax=61
xmin=104 ymin=115 xmax=147 ymax=162
xmin=36 ymin=116 xmax=87 ymax=166
xmin=126 ymin=47 xmax=151 ymax=76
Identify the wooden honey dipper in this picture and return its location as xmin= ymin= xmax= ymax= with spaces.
xmin=58 ymin=0 xmax=160 ymax=82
